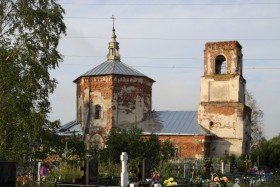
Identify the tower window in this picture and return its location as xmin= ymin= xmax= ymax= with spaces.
xmin=79 ymin=106 xmax=82 ymax=121
xmin=209 ymin=121 xmax=214 ymax=129
xmin=215 ymin=55 xmax=226 ymax=74
xmin=95 ymin=105 xmax=102 ymax=119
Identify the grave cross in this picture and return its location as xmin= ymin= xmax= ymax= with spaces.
xmin=120 ymin=152 xmax=129 ymax=187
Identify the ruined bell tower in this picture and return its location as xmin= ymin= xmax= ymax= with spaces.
xmin=197 ymin=41 xmax=251 ymax=157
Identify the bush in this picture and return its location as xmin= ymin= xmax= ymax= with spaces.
xmin=99 ymin=161 xmax=120 ymax=178
xmin=45 ymin=162 xmax=82 ymax=183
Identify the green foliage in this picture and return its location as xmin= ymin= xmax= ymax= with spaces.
xmin=158 ymin=161 xmax=181 ymax=178
xmin=96 ymin=126 xmax=176 ymax=175
xmin=45 ymin=162 xmax=82 ymax=183
xmin=62 ymin=135 xmax=86 ymax=163
xmin=252 ymin=134 xmax=280 ymax=169
xmin=246 ymin=91 xmax=266 ymax=150
xmin=143 ymin=134 xmax=161 ymax=164
xmin=103 ymin=126 xmax=144 ymax=163
xmin=0 ymin=0 xmax=66 ymax=162
xmin=161 ymin=139 xmax=176 ymax=161
xmin=98 ymin=161 xmax=120 ymax=178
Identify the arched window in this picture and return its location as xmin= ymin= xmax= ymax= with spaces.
xmin=215 ymin=55 xmax=226 ymax=74
xmin=95 ymin=105 xmax=102 ymax=119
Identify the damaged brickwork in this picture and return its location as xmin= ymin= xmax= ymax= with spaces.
xmin=142 ymin=135 xmax=212 ymax=159
xmin=203 ymin=41 xmax=243 ymax=76
xmin=75 ymin=74 xmax=154 ymax=149
xmin=71 ymin=35 xmax=251 ymax=159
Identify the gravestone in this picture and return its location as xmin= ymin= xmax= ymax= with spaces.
xmin=204 ymin=160 xmax=211 ymax=179
xmin=86 ymin=157 xmax=98 ymax=185
xmin=0 ymin=161 xmax=17 ymax=187
xmin=142 ymin=158 xmax=151 ymax=181
xmin=137 ymin=161 xmax=142 ymax=181
xmin=213 ymin=162 xmax=220 ymax=173
xmin=184 ymin=161 xmax=190 ymax=181
xmin=225 ymin=162 xmax=230 ymax=173
xmin=234 ymin=159 xmax=238 ymax=172
xmin=221 ymin=160 xmax=225 ymax=174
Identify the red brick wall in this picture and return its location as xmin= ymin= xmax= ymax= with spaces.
xmin=75 ymin=74 xmax=154 ymax=136
xmin=203 ymin=41 xmax=242 ymax=76
xmin=142 ymin=135 xmax=211 ymax=159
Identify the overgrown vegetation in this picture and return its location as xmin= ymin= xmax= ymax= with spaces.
xmin=246 ymin=91 xmax=266 ymax=150
xmin=252 ymin=133 xmax=280 ymax=170
xmin=0 ymin=0 xmax=66 ymax=163
xmin=45 ymin=162 xmax=82 ymax=183
xmin=94 ymin=126 xmax=176 ymax=166
xmin=16 ymin=126 xmax=280 ymax=186
xmin=27 ymin=126 xmax=176 ymax=184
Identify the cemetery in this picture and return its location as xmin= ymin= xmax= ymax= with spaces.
xmin=2 ymin=151 xmax=277 ymax=187
xmin=0 ymin=2 xmax=278 ymax=187
xmin=1 ymin=127 xmax=278 ymax=187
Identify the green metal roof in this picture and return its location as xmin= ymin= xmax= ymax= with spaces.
xmin=57 ymin=111 xmax=211 ymax=136
xmin=135 ymin=111 xmax=210 ymax=135
xmin=74 ymin=60 xmax=154 ymax=82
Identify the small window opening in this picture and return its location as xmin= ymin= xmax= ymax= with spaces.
xmin=209 ymin=121 xmax=214 ymax=128
xmin=79 ymin=106 xmax=82 ymax=121
xmin=95 ymin=105 xmax=102 ymax=119
xmin=215 ymin=55 xmax=226 ymax=74
xmin=237 ymin=56 xmax=242 ymax=74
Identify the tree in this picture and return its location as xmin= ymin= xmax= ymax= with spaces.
xmin=161 ymin=139 xmax=176 ymax=161
xmin=0 ymin=0 xmax=66 ymax=162
xmin=61 ymin=135 xmax=86 ymax=164
xmin=102 ymin=127 xmax=144 ymax=163
xmin=101 ymin=127 xmax=176 ymax=165
xmin=246 ymin=91 xmax=266 ymax=150
xmin=252 ymin=134 xmax=280 ymax=169
xmin=143 ymin=134 xmax=161 ymax=164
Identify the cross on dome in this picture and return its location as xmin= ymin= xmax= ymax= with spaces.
xmin=111 ymin=14 xmax=116 ymax=30
xmin=107 ymin=15 xmax=120 ymax=61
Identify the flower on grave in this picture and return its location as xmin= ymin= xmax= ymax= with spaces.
xmin=222 ymin=176 xmax=228 ymax=183
xmin=40 ymin=165 xmax=48 ymax=176
xmin=16 ymin=174 xmax=30 ymax=186
xmin=151 ymin=168 xmax=160 ymax=181
xmin=212 ymin=176 xmax=228 ymax=187
xmin=214 ymin=176 xmax=219 ymax=182
xmin=163 ymin=177 xmax=178 ymax=186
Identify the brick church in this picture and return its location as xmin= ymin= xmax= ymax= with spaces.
xmin=56 ymin=27 xmax=251 ymax=158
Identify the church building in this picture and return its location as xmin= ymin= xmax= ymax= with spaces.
xmin=56 ymin=27 xmax=251 ymax=158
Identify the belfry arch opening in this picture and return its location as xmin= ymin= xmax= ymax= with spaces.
xmin=215 ymin=55 xmax=226 ymax=74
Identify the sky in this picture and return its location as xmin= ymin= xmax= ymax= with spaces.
xmin=49 ymin=0 xmax=280 ymax=139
